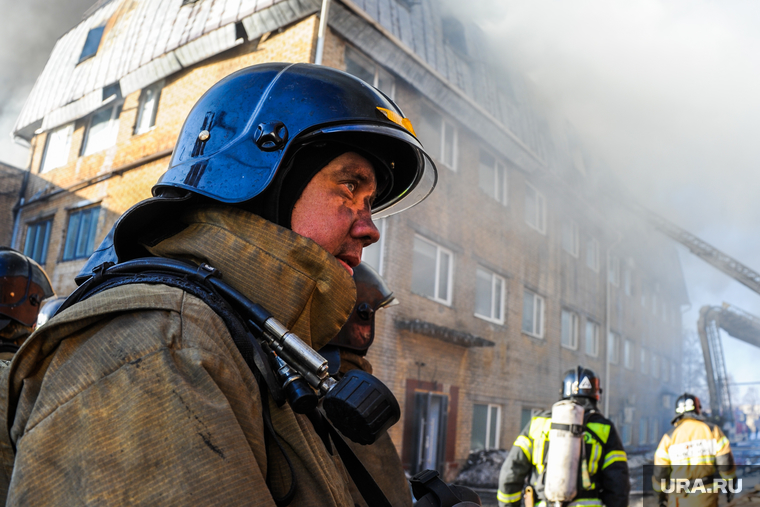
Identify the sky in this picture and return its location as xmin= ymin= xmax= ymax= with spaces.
xmin=2 ymin=1 xmax=760 ymax=399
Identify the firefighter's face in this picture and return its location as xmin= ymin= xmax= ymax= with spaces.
xmin=291 ymin=152 xmax=380 ymax=275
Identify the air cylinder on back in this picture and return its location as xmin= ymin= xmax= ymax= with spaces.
xmin=544 ymin=400 xmax=585 ymax=506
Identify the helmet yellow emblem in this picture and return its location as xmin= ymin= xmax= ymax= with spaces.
xmin=376 ymin=107 xmax=417 ymax=137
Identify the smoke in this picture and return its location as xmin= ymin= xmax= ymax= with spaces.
xmin=0 ymin=0 xmax=97 ymax=167
xmin=443 ymin=0 xmax=760 ymax=380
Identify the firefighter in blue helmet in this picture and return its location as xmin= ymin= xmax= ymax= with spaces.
xmin=497 ymin=367 xmax=630 ymax=507
xmin=1 ymin=63 xmax=437 ymax=506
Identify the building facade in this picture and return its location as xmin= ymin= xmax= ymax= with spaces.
xmin=9 ymin=0 xmax=687 ymax=479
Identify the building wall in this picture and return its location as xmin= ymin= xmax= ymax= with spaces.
xmin=0 ymin=164 xmax=25 ymax=246
xmin=10 ymin=3 xmax=686 ymax=483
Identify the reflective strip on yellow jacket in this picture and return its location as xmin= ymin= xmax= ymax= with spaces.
xmin=497 ymin=489 xmax=522 ymax=504
xmin=515 ymin=435 xmax=533 ymax=461
xmin=529 ymin=417 xmax=553 ymax=474
xmin=602 ymin=450 xmax=628 ymax=470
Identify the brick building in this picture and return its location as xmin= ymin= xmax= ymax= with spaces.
xmin=0 ymin=163 xmax=27 ymax=247
xmin=9 ymin=0 xmax=687 ymax=478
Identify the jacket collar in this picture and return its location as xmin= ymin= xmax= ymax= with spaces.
xmin=146 ymin=206 xmax=356 ymax=350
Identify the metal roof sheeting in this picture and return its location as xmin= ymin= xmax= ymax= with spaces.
xmin=14 ymin=0 xmax=319 ymax=140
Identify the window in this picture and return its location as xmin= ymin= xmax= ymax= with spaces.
xmin=475 ymin=267 xmax=504 ymax=324
xmin=40 ymin=123 xmax=74 ymax=173
xmin=662 ymin=358 xmax=669 ymax=381
xmin=478 ymin=149 xmax=507 ymax=205
xmin=79 ymin=26 xmax=105 ymax=63
xmin=650 ymin=418 xmax=660 ymax=445
xmin=621 ymin=424 xmax=632 ymax=446
xmin=608 ymin=255 xmax=620 ymax=286
xmin=442 ymin=16 xmax=467 ymax=55
xmin=561 ymin=310 xmax=579 ymax=349
xmin=23 ymin=219 xmax=52 ymax=264
xmin=62 ymin=206 xmax=100 ymax=261
xmin=522 ymin=289 xmax=544 ymax=338
xmin=134 ymin=81 xmax=163 ymax=135
xmin=471 ymin=403 xmax=500 ymax=452
xmin=562 ymin=220 xmax=579 ymax=257
xmin=417 ymin=103 xmax=457 ymax=170
xmin=361 ymin=218 xmax=386 ymax=274
xmin=639 ymin=418 xmax=648 ymax=445
xmin=82 ymin=102 xmax=122 ymax=156
xmin=585 ymin=320 xmax=599 ymax=357
xmin=624 ymin=267 xmax=632 ymax=296
xmin=640 ymin=348 xmax=648 ymax=375
xmin=586 ymin=238 xmax=599 ymax=272
xmin=624 ymin=339 xmax=634 ymax=369
xmin=607 ymin=332 xmax=620 ymax=364
xmin=344 ymin=47 xmax=395 ymax=99
xmin=651 ymin=354 xmax=659 ymax=379
xmin=411 ymin=235 xmax=453 ymax=305
xmin=525 ymin=184 xmax=547 ymax=234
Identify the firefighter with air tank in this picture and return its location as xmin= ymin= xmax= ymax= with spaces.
xmin=653 ymin=393 xmax=736 ymax=507
xmin=498 ymin=366 xmax=630 ymax=507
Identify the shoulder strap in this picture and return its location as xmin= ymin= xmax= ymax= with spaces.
xmin=69 ymin=259 xmax=394 ymax=507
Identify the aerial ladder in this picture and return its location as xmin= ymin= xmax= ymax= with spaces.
xmin=641 ymin=207 xmax=760 ymax=423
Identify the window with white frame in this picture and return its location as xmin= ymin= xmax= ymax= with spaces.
xmin=134 ymin=81 xmax=163 ymax=135
xmin=624 ymin=339 xmax=634 ymax=369
xmin=478 ymin=149 xmax=508 ymax=205
xmin=650 ymin=418 xmax=660 ymax=445
xmin=23 ymin=219 xmax=53 ymax=264
xmin=624 ymin=267 xmax=632 ymax=296
xmin=411 ymin=235 xmax=453 ymax=305
xmin=82 ymin=102 xmax=122 ymax=156
xmin=621 ymin=424 xmax=632 ymax=446
xmin=40 ymin=123 xmax=74 ymax=173
xmin=345 ymin=46 xmax=396 ymax=99
xmin=651 ymin=354 xmax=659 ymax=379
xmin=639 ymin=418 xmax=648 ymax=445
xmin=607 ymin=332 xmax=620 ymax=364
xmin=562 ymin=220 xmax=579 ymax=257
xmin=561 ymin=310 xmax=579 ymax=349
xmin=640 ymin=348 xmax=648 ymax=375
xmin=524 ymin=183 xmax=546 ymax=234
xmin=475 ymin=266 xmax=505 ymax=324
xmin=418 ymin=103 xmax=457 ymax=170
xmin=522 ymin=289 xmax=544 ymax=338
xmin=608 ymin=255 xmax=620 ymax=286
xmin=361 ymin=218 xmax=386 ymax=274
xmin=585 ymin=320 xmax=599 ymax=357
xmin=62 ymin=206 xmax=101 ymax=261
xmin=586 ymin=238 xmax=599 ymax=272
xmin=471 ymin=403 xmax=501 ymax=452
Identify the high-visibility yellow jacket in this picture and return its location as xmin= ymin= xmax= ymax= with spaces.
xmin=497 ymin=407 xmax=630 ymax=507
xmin=653 ymin=414 xmax=736 ymax=495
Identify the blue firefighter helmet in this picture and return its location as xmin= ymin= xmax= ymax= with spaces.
xmin=110 ymin=62 xmax=437 ymax=262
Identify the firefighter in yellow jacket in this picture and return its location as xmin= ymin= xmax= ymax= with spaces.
xmin=0 ymin=63 xmax=437 ymax=506
xmin=653 ymin=394 xmax=736 ymax=507
xmin=497 ymin=367 xmax=630 ymax=507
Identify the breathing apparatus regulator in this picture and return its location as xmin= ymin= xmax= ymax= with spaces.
xmin=544 ymin=366 xmax=601 ymax=507
xmin=62 ymin=258 xmax=400 ymax=446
